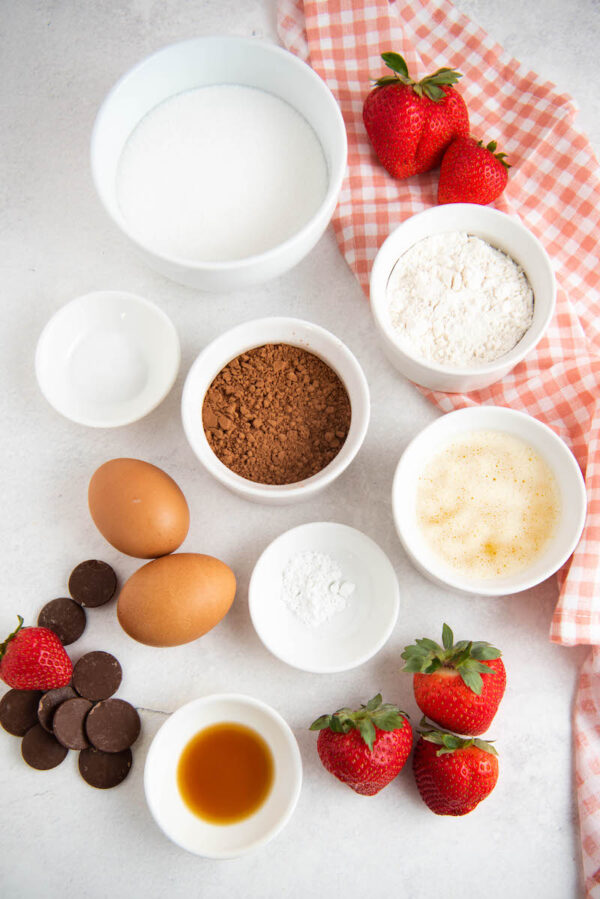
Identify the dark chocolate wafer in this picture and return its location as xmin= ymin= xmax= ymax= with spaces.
xmin=72 ymin=651 xmax=122 ymax=701
xmin=85 ymin=699 xmax=140 ymax=753
xmin=78 ymin=746 xmax=132 ymax=789
xmin=38 ymin=597 xmax=86 ymax=645
xmin=68 ymin=560 xmax=117 ymax=608
xmin=53 ymin=697 xmax=93 ymax=750
xmin=0 ymin=689 xmax=43 ymax=736
xmin=37 ymin=686 xmax=77 ymax=733
xmin=22 ymin=723 xmax=68 ymax=770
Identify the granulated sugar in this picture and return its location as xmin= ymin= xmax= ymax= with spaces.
xmin=387 ymin=232 xmax=534 ymax=367
xmin=116 ymin=85 xmax=328 ymax=262
xmin=281 ymin=551 xmax=355 ymax=627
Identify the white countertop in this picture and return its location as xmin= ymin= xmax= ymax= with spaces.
xmin=1 ymin=2 xmax=597 ymax=896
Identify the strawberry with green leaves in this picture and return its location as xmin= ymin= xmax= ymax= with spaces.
xmin=413 ymin=720 xmax=499 ymax=816
xmin=0 ymin=616 xmax=72 ymax=691
xmin=363 ymin=51 xmax=469 ymax=180
xmin=401 ymin=624 xmax=506 ymax=736
xmin=310 ymin=694 xmax=412 ymax=796
xmin=437 ymin=136 xmax=510 ymax=205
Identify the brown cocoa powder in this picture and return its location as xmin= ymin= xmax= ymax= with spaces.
xmin=202 ymin=343 xmax=352 ymax=485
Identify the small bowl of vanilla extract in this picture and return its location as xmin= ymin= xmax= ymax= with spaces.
xmin=144 ymin=693 xmax=302 ymax=857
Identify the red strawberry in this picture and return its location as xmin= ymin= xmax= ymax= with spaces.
xmin=401 ymin=624 xmax=506 ymax=736
xmin=413 ymin=722 xmax=499 ymax=816
xmin=438 ymin=136 xmax=510 ymax=204
xmin=310 ymin=694 xmax=412 ymax=796
xmin=363 ymin=51 xmax=469 ymax=180
xmin=0 ymin=616 xmax=72 ymax=690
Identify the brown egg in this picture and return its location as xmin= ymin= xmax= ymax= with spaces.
xmin=88 ymin=458 xmax=189 ymax=559
xmin=117 ymin=553 xmax=236 ymax=647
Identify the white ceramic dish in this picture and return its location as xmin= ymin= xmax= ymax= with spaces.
xmin=144 ymin=693 xmax=302 ymax=858
xmin=35 ymin=290 xmax=180 ymax=427
xmin=370 ymin=205 xmax=556 ymax=393
xmin=181 ymin=317 xmax=370 ymax=505
xmin=91 ymin=36 xmax=347 ymax=291
xmin=249 ymin=522 xmax=400 ymax=672
xmin=392 ymin=406 xmax=586 ymax=596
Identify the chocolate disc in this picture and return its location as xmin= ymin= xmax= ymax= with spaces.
xmin=68 ymin=560 xmax=117 ymax=608
xmin=52 ymin=697 xmax=93 ymax=750
xmin=37 ymin=686 xmax=77 ymax=733
xmin=86 ymin=699 xmax=141 ymax=753
xmin=38 ymin=598 xmax=86 ymax=645
xmin=22 ymin=724 xmax=68 ymax=770
xmin=72 ymin=651 xmax=122 ymax=701
xmin=78 ymin=746 xmax=132 ymax=789
xmin=0 ymin=689 xmax=43 ymax=737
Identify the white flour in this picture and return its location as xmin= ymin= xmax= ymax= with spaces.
xmin=387 ymin=232 xmax=534 ymax=367
xmin=281 ymin=551 xmax=355 ymax=627
xmin=116 ymin=85 xmax=328 ymax=262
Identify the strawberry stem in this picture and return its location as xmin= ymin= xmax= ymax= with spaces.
xmin=401 ymin=624 xmax=501 ymax=696
xmin=310 ymin=694 xmax=409 ymax=752
xmin=374 ymin=52 xmax=463 ymax=102
xmin=419 ymin=718 xmax=498 ymax=757
xmin=0 ymin=615 xmax=24 ymax=661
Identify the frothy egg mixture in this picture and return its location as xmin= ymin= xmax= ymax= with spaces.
xmin=416 ymin=430 xmax=560 ymax=579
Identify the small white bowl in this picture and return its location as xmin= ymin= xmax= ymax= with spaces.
xmin=91 ymin=36 xmax=347 ymax=291
xmin=370 ymin=205 xmax=556 ymax=393
xmin=35 ymin=290 xmax=180 ymax=427
xmin=249 ymin=522 xmax=400 ymax=672
xmin=392 ymin=406 xmax=586 ymax=596
xmin=181 ymin=318 xmax=370 ymax=505
xmin=144 ymin=693 xmax=302 ymax=858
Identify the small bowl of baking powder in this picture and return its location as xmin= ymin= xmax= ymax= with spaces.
xmin=249 ymin=522 xmax=400 ymax=673
xmin=370 ymin=205 xmax=556 ymax=393
xmin=91 ymin=36 xmax=347 ymax=292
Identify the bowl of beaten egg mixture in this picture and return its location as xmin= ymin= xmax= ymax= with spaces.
xmin=392 ymin=406 xmax=586 ymax=596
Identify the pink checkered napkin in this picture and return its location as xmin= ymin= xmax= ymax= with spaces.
xmin=277 ymin=0 xmax=600 ymax=892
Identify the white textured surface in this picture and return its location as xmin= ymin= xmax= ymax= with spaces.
xmin=0 ymin=2 xmax=597 ymax=897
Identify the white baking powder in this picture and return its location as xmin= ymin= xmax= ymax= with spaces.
xmin=281 ymin=551 xmax=355 ymax=627
xmin=116 ymin=85 xmax=328 ymax=262
xmin=387 ymin=232 xmax=534 ymax=367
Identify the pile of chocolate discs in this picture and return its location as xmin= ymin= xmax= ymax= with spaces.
xmin=0 ymin=560 xmax=140 ymax=788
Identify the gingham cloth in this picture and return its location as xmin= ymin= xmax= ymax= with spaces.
xmin=277 ymin=0 xmax=600 ymax=892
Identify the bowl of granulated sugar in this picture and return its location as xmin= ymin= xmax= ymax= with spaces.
xmin=370 ymin=204 xmax=556 ymax=393
xmin=91 ymin=36 xmax=347 ymax=292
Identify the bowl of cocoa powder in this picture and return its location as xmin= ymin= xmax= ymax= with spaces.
xmin=181 ymin=318 xmax=370 ymax=504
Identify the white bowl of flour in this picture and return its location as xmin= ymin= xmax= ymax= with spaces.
xmin=370 ymin=205 xmax=556 ymax=393
xmin=91 ymin=36 xmax=347 ymax=292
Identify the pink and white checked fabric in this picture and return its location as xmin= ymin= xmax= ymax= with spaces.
xmin=277 ymin=0 xmax=600 ymax=892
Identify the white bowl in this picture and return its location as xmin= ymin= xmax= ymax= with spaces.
xmin=370 ymin=205 xmax=556 ymax=392
xmin=392 ymin=406 xmax=586 ymax=596
xmin=91 ymin=36 xmax=347 ymax=291
xmin=249 ymin=522 xmax=400 ymax=672
xmin=181 ymin=318 xmax=370 ymax=505
xmin=35 ymin=290 xmax=180 ymax=427
xmin=144 ymin=693 xmax=302 ymax=858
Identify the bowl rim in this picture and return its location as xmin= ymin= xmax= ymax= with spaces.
xmin=143 ymin=692 xmax=303 ymax=858
xmin=34 ymin=289 xmax=181 ymax=428
xmin=90 ymin=35 xmax=348 ymax=273
xmin=391 ymin=405 xmax=587 ymax=596
xmin=248 ymin=520 xmax=400 ymax=673
xmin=181 ymin=316 xmax=371 ymax=500
xmin=370 ymin=204 xmax=556 ymax=377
